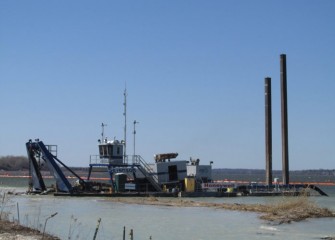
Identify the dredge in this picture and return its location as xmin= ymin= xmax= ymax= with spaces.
xmin=25 ymin=88 xmax=216 ymax=197
xmin=25 ymin=56 xmax=328 ymax=197
xmin=25 ymin=138 xmax=328 ymax=197
xmin=26 ymin=138 xmax=216 ymax=196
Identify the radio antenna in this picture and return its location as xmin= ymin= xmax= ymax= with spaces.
xmin=123 ymin=87 xmax=127 ymax=161
xmin=101 ymin=123 xmax=107 ymax=143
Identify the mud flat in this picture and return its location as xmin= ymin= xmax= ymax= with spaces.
xmin=106 ymin=196 xmax=335 ymax=224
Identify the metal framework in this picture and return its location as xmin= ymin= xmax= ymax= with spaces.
xmin=26 ymin=140 xmax=85 ymax=193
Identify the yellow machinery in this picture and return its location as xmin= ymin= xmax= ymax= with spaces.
xmin=184 ymin=177 xmax=195 ymax=192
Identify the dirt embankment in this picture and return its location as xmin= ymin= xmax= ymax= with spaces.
xmin=106 ymin=196 xmax=335 ymax=224
xmin=0 ymin=220 xmax=60 ymax=240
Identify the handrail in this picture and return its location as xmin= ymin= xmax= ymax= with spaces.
xmin=137 ymin=156 xmax=159 ymax=183
xmin=133 ymin=155 xmax=161 ymax=191
xmin=90 ymin=155 xmax=128 ymax=165
xmin=89 ymin=154 xmax=162 ymax=191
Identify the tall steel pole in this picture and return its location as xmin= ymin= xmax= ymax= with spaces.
xmin=123 ymin=88 xmax=127 ymax=161
xmin=101 ymin=123 xmax=107 ymax=143
xmin=265 ymin=77 xmax=273 ymax=186
xmin=280 ymin=54 xmax=289 ymax=185
xmin=133 ymin=120 xmax=139 ymax=157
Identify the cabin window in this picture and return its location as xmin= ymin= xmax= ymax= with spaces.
xmin=108 ymin=145 xmax=113 ymax=156
xmin=99 ymin=146 xmax=103 ymax=156
xmin=117 ymin=147 xmax=120 ymax=155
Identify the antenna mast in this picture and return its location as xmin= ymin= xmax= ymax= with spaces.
xmin=123 ymin=88 xmax=127 ymax=161
xmin=101 ymin=123 xmax=107 ymax=142
xmin=133 ymin=120 xmax=139 ymax=156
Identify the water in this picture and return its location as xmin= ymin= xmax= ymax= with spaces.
xmin=2 ymin=178 xmax=335 ymax=240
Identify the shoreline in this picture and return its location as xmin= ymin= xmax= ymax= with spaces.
xmin=0 ymin=196 xmax=334 ymax=240
xmin=0 ymin=219 xmax=60 ymax=240
xmin=1 ymin=190 xmax=334 ymax=238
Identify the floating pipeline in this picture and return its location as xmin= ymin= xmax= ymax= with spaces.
xmin=235 ymin=183 xmax=328 ymax=196
xmin=213 ymin=180 xmax=335 ymax=186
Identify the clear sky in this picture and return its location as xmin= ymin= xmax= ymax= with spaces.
xmin=1 ymin=1 xmax=334 ymax=170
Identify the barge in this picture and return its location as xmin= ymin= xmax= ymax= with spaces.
xmin=25 ymin=139 xmax=327 ymax=197
xmin=25 ymin=89 xmax=328 ymax=197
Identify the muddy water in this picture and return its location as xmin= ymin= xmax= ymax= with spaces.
xmin=7 ymin=192 xmax=335 ymax=240
xmin=2 ymin=178 xmax=335 ymax=240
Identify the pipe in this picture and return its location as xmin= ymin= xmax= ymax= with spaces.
xmin=265 ymin=77 xmax=272 ymax=186
xmin=280 ymin=54 xmax=289 ymax=185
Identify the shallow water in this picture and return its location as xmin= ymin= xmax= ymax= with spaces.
xmin=2 ymin=178 xmax=335 ymax=240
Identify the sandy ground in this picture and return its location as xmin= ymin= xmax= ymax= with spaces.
xmin=0 ymin=219 xmax=59 ymax=240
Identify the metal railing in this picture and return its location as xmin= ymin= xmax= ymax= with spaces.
xmin=89 ymin=155 xmax=126 ymax=165
xmin=132 ymin=155 xmax=161 ymax=191
xmin=45 ymin=145 xmax=58 ymax=157
xmin=89 ymin=154 xmax=161 ymax=191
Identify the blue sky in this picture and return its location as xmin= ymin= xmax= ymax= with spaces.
xmin=1 ymin=1 xmax=334 ymax=170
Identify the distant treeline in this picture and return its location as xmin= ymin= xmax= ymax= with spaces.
xmin=0 ymin=156 xmax=29 ymax=171
xmin=0 ymin=156 xmax=83 ymax=171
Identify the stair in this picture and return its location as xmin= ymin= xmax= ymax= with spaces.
xmin=134 ymin=156 xmax=162 ymax=192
